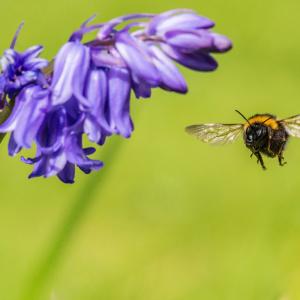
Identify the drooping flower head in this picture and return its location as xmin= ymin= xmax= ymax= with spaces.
xmin=0 ymin=23 xmax=48 ymax=102
xmin=0 ymin=9 xmax=232 ymax=183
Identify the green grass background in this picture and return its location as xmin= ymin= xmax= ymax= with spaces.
xmin=1 ymin=0 xmax=300 ymax=299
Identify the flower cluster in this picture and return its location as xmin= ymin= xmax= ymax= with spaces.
xmin=0 ymin=9 xmax=232 ymax=183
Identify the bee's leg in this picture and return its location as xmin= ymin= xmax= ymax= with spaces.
xmin=254 ymin=152 xmax=266 ymax=170
xmin=278 ymin=155 xmax=287 ymax=166
xmin=278 ymin=148 xmax=287 ymax=167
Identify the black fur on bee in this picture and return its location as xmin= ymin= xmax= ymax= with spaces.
xmin=243 ymin=114 xmax=289 ymax=170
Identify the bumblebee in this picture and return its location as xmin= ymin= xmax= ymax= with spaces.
xmin=185 ymin=110 xmax=300 ymax=170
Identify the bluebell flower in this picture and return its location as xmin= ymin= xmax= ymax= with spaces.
xmin=0 ymin=9 xmax=232 ymax=183
xmin=21 ymin=108 xmax=103 ymax=184
xmin=0 ymin=85 xmax=49 ymax=152
xmin=0 ymin=45 xmax=48 ymax=99
xmin=94 ymin=9 xmax=232 ymax=95
xmin=145 ymin=9 xmax=232 ymax=71
xmin=83 ymin=67 xmax=111 ymax=144
xmin=50 ymin=41 xmax=90 ymax=106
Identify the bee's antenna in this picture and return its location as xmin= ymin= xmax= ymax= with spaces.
xmin=235 ymin=110 xmax=251 ymax=126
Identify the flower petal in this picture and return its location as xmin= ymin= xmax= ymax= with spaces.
xmin=164 ymin=30 xmax=213 ymax=53
xmin=148 ymin=10 xmax=214 ymax=35
xmin=132 ymin=81 xmax=152 ymax=99
xmin=210 ymin=33 xmax=233 ymax=53
xmin=83 ymin=147 xmax=96 ymax=155
xmin=115 ymin=31 xmax=159 ymax=86
xmin=28 ymin=149 xmax=67 ymax=178
xmin=23 ymin=58 xmax=48 ymax=71
xmin=0 ymin=85 xmax=34 ymax=132
xmin=149 ymin=45 xmax=187 ymax=93
xmin=28 ymin=157 xmax=48 ymax=178
xmin=91 ymin=48 xmax=126 ymax=68
xmin=51 ymin=42 xmax=90 ymax=106
xmin=13 ymin=87 xmax=49 ymax=148
xmin=8 ymin=133 xmax=22 ymax=156
xmin=57 ymin=162 xmax=75 ymax=184
xmin=65 ymin=134 xmax=103 ymax=170
xmin=1 ymin=49 xmax=18 ymax=71
xmin=84 ymin=115 xmax=102 ymax=143
xmin=22 ymin=45 xmax=44 ymax=61
xmin=162 ymin=45 xmax=218 ymax=71
xmin=45 ymin=149 xmax=67 ymax=177
xmin=85 ymin=68 xmax=111 ymax=132
xmin=21 ymin=155 xmax=42 ymax=164
xmin=37 ymin=108 xmax=66 ymax=152
xmin=108 ymin=67 xmax=133 ymax=138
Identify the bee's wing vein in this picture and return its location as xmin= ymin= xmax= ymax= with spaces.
xmin=185 ymin=123 xmax=243 ymax=145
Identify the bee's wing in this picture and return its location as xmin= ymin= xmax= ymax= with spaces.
xmin=185 ymin=123 xmax=243 ymax=145
xmin=280 ymin=114 xmax=300 ymax=138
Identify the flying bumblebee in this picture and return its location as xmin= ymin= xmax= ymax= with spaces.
xmin=185 ymin=110 xmax=300 ymax=170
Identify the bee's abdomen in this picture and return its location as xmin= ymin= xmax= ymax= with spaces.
xmin=269 ymin=126 xmax=289 ymax=155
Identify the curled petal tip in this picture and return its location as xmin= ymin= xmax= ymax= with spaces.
xmin=211 ymin=33 xmax=233 ymax=52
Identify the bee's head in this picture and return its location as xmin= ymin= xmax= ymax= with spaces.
xmin=235 ymin=110 xmax=270 ymax=150
xmin=245 ymin=124 xmax=268 ymax=148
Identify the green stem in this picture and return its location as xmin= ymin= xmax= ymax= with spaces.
xmin=20 ymin=137 xmax=122 ymax=300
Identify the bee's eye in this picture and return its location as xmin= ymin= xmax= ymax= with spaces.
xmin=257 ymin=129 xmax=262 ymax=136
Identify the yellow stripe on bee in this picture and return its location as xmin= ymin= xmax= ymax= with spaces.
xmin=244 ymin=115 xmax=279 ymax=130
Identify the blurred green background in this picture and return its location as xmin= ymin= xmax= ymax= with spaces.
xmin=1 ymin=0 xmax=300 ymax=299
